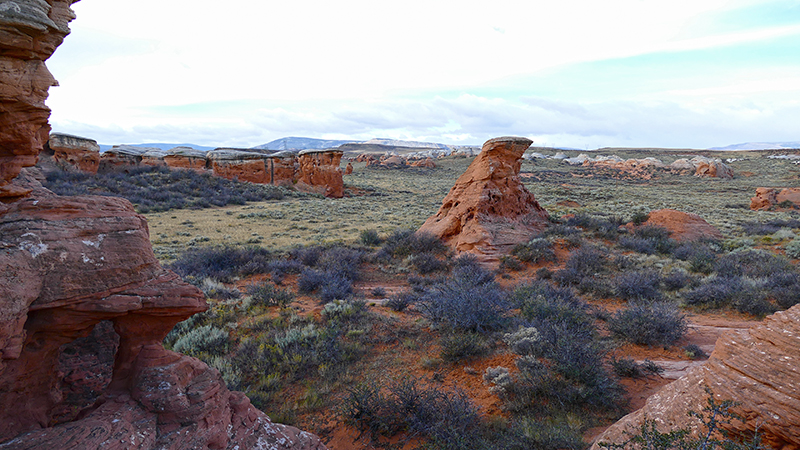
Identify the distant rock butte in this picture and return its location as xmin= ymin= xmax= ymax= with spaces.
xmin=593 ymin=303 xmax=800 ymax=450
xmin=0 ymin=1 xmax=327 ymax=448
xmin=418 ymin=136 xmax=549 ymax=264
xmin=46 ymin=133 xmax=100 ymax=174
xmin=644 ymin=209 xmax=723 ymax=242
xmin=750 ymin=187 xmax=800 ymax=211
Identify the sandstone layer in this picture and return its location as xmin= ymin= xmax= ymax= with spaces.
xmin=163 ymin=146 xmax=208 ymax=171
xmin=593 ymin=304 xmax=800 ymax=450
xmin=750 ymin=187 xmax=800 ymax=211
xmin=46 ymin=133 xmax=100 ymax=174
xmin=644 ymin=209 xmax=723 ymax=242
xmin=418 ymin=136 xmax=549 ymax=264
xmin=297 ymin=149 xmax=344 ymax=198
xmin=99 ymin=145 xmax=148 ymax=171
xmin=0 ymin=0 xmax=76 ymax=198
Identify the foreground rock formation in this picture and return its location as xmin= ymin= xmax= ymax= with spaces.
xmin=46 ymin=133 xmax=100 ymax=174
xmin=418 ymin=136 xmax=549 ymax=264
xmin=593 ymin=303 xmax=800 ymax=450
xmin=644 ymin=209 xmax=723 ymax=242
xmin=750 ymin=187 xmax=800 ymax=211
xmin=0 ymin=1 xmax=326 ymax=448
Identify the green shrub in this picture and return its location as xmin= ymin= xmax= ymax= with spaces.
xmin=440 ymin=332 xmax=488 ymax=362
xmin=246 ymin=281 xmax=294 ymax=308
xmin=784 ymin=237 xmax=800 ymax=259
xmin=511 ymin=238 xmax=557 ymax=263
xmin=172 ymin=325 xmax=230 ymax=357
xmin=359 ymin=229 xmax=382 ymax=246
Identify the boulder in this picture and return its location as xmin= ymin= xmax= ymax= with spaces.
xmin=644 ymin=209 xmax=723 ymax=242
xmin=46 ymin=133 xmax=100 ymax=174
xmin=297 ymin=149 xmax=344 ymax=198
xmin=669 ymin=158 xmax=695 ymax=171
xmin=691 ymin=156 xmax=734 ymax=179
xmin=99 ymin=145 xmax=149 ymax=171
xmin=0 ymin=0 xmax=76 ymax=198
xmin=750 ymin=187 xmax=800 ymax=211
xmin=163 ymin=146 xmax=208 ymax=171
xmin=593 ymin=304 xmax=800 ymax=450
xmin=417 ymin=136 xmax=549 ymax=264
xmin=409 ymin=157 xmax=436 ymax=168
xmin=344 ymin=162 xmax=354 ymax=175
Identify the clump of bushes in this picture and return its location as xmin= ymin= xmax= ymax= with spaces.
xmin=613 ymin=270 xmax=663 ymax=302
xmin=169 ymin=246 xmax=274 ymax=282
xmin=511 ymin=238 xmax=556 ymax=263
xmin=608 ymin=301 xmax=687 ymax=347
xmin=246 ymin=281 xmax=294 ymax=308
xmin=172 ymin=324 xmax=230 ymax=357
xmin=341 ymin=377 xmax=483 ymax=446
xmin=44 ymin=165 xmax=286 ymax=213
xmin=415 ymin=263 xmax=510 ymax=332
xmin=381 ymin=229 xmax=448 ymax=259
xmin=619 ymin=225 xmax=675 ymax=255
xmin=440 ymin=332 xmax=488 ymax=362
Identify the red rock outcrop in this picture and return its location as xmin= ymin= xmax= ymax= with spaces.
xmin=208 ymin=149 xmax=270 ymax=184
xmin=418 ymin=136 xmax=549 ymax=264
xmin=409 ymin=157 xmax=436 ymax=168
xmin=0 ymin=0 xmax=75 ymax=199
xmin=593 ymin=304 xmax=800 ymax=450
xmin=0 ymin=1 xmax=327 ymax=448
xmin=297 ymin=149 xmax=344 ymax=198
xmin=269 ymin=150 xmax=300 ymax=187
xmin=692 ymin=156 xmax=734 ymax=179
xmin=46 ymin=133 xmax=100 ymax=174
xmin=644 ymin=209 xmax=723 ymax=242
xmin=163 ymin=146 xmax=209 ymax=171
xmin=750 ymin=187 xmax=800 ymax=211
xmin=344 ymin=162 xmax=353 ymax=175
xmin=140 ymin=149 xmax=167 ymax=167
xmin=99 ymin=145 xmax=147 ymax=171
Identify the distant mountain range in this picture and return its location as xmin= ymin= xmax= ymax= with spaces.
xmin=98 ymin=143 xmax=216 ymax=152
xmin=709 ymin=142 xmax=800 ymax=151
xmin=253 ymin=137 xmax=460 ymax=151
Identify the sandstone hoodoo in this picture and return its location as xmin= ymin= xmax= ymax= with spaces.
xmin=643 ymin=209 xmax=724 ymax=242
xmin=0 ymin=1 xmax=326 ymax=448
xmin=46 ymin=133 xmax=100 ymax=174
xmin=297 ymin=149 xmax=344 ymax=198
xmin=593 ymin=304 xmax=800 ymax=450
xmin=208 ymin=149 xmax=272 ymax=184
xmin=750 ymin=187 xmax=800 ymax=211
xmin=418 ymin=136 xmax=549 ymax=264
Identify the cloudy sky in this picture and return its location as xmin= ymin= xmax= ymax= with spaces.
xmin=46 ymin=0 xmax=800 ymax=149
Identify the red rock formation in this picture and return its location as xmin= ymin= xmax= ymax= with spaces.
xmin=0 ymin=0 xmax=75 ymax=199
xmin=644 ymin=209 xmax=723 ymax=242
xmin=593 ymin=304 xmax=800 ymax=450
xmin=344 ymin=162 xmax=354 ymax=175
xmin=409 ymin=157 xmax=436 ymax=168
xmin=140 ymin=149 xmax=167 ymax=167
xmin=208 ymin=149 xmax=270 ymax=184
xmin=297 ymin=149 xmax=344 ymax=198
xmin=750 ymin=187 xmax=800 ymax=211
xmin=268 ymin=150 xmax=300 ymax=187
xmin=418 ymin=136 xmax=549 ymax=264
xmin=163 ymin=146 xmax=208 ymax=172
xmin=99 ymin=145 xmax=147 ymax=171
xmin=46 ymin=133 xmax=100 ymax=174
xmin=0 ymin=1 xmax=327 ymax=448
xmin=692 ymin=156 xmax=734 ymax=179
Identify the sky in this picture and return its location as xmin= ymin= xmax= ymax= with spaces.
xmin=45 ymin=0 xmax=800 ymax=149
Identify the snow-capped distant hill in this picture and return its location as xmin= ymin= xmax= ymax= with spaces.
xmin=253 ymin=137 xmax=355 ymax=151
xmin=98 ymin=143 xmax=216 ymax=152
xmin=709 ymin=142 xmax=800 ymax=151
xmin=361 ymin=138 xmax=454 ymax=150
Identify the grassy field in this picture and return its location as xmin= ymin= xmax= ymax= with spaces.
xmin=147 ymin=148 xmax=800 ymax=260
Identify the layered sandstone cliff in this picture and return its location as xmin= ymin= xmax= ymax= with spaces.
xmin=297 ymin=149 xmax=344 ymax=198
xmin=418 ymin=136 xmax=549 ymax=264
xmin=0 ymin=1 xmax=326 ymax=448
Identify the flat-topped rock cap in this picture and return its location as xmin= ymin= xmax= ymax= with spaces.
xmin=207 ymin=149 xmax=270 ymax=161
xmin=484 ymin=136 xmax=533 ymax=146
xmin=105 ymin=145 xmax=154 ymax=156
xmin=299 ymin=148 xmax=344 ymax=156
xmin=166 ymin=146 xmax=208 ymax=158
xmin=49 ymin=132 xmax=99 ymax=145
